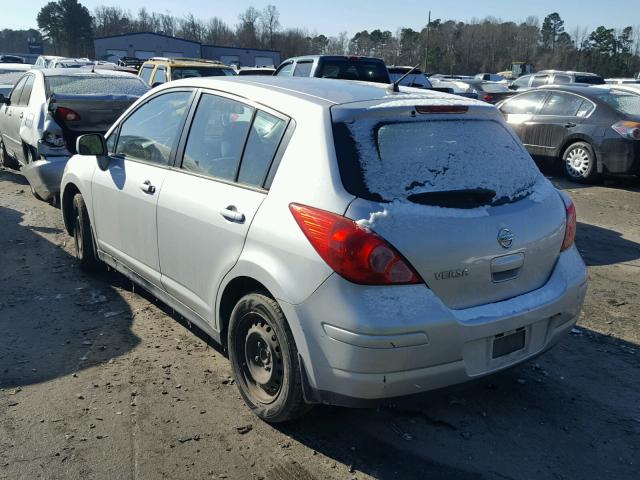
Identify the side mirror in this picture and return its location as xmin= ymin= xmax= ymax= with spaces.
xmin=508 ymin=84 xmax=518 ymax=90
xmin=0 ymin=94 xmax=9 ymax=105
xmin=76 ymin=134 xmax=110 ymax=171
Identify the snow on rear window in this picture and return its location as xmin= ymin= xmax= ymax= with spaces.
xmin=46 ymin=76 xmax=148 ymax=96
xmin=345 ymin=117 xmax=542 ymax=203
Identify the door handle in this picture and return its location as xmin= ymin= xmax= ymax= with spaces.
xmin=220 ymin=206 xmax=245 ymax=223
xmin=19 ymin=112 xmax=24 ymax=119
xmin=564 ymin=122 xmax=577 ymax=128
xmin=139 ymin=180 xmax=156 ymax=194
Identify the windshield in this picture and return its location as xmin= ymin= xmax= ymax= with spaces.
xmin=597 ymin=90 xmax=640 ymax=115
xmin=333 ymin=117 xmax=541 ymax=204
xmin=45 ymin=75 xmax=148 ymax=96
xmin=171 ymin=67 xmax=236 ymax=79
xmin=317 ymin=60 xmax=390 ymax=84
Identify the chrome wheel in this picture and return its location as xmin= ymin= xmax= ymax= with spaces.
xmin=565 ymin=146 xmax=591 ymax=178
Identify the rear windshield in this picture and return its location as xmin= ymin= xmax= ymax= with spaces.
xmin=575 ymin=75 xmax=605 ymax=85
xmin=171 ymin=67 xmax=236 ymax=79
xmin=333 ymin=117 xmax=541 ymax=204
xmin=479 ymin=83 xmax=510 ymax=93
xmin=45 ymin=75 xmax=148 ymax=96
xmin=317 ymin=60 xmax=390 ymax=84
xmin=596 ymin=90 xmax=640 ymax=115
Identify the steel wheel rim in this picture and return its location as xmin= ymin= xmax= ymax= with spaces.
xmin=236 ymin=311 xmax=284 ymax=404
xmin=566 ymin=147 xmax=590 ymax=178
xmin=74 ymin=213 xmax=83 ymax=260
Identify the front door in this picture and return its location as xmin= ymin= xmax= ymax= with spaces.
xmin=157 ymin=92 xmax=288 ymax=324
xmin=1 ymin=76 xmax=29 ymax=161
xmin=91 ymin=90 xmax=194 ymax=286
xmin=499 ymin=90 xmax=549 ymax=157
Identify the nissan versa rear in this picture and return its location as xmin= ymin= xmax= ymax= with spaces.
xmin=60 ymin=77 xmax=588 ymax=423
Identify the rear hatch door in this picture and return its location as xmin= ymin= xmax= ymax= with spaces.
xmin=333 ymin=100 xmax=566 ymax=309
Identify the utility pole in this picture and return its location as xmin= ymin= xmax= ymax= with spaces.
xmin=424 ymin=10 xmax=431 ymax=72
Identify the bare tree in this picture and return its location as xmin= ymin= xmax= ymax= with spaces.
xmin=260 ymin=5 xmax=280 ymax=49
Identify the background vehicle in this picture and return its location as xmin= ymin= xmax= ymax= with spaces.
xmin=237 ymin=67 xmax=276 ymax=76
xmin=429 ymin=76 xmax=479 ymax=98
xmin=34 ymin=55 xmax=64 ymax=68
xmin=0 ymin=69 xmax=148 ymax=201
xmin=0 ymin=55 xmax=25 ymax=64
xmin=138 ymin=57 xmax=236 ymax=87
xmin=459 ymin=79 xmax=516 ymax=103
xmin=118 ymin=57 xmax=145 ymax=70
xmin=509 ymin=70 xmax=605 ymax=91
xmin=60 ymin=76 xmax=586 ymax=423
xmin=510 ymin=61 xmax=534 ymax=78
xmin=274 ymin=55 xmax=391 ymax=84
xmin=48 ymin=58 xmax=93 ymax=69
xmin=475 ymin=73 xmax=506 ymax=82
xmin=605 ymin=78 xmax=640 ymax=84
xmin=388 ymin=66 xmax=433 ymax=88
xmin=497 ymin=85 xmax=640 ymax=182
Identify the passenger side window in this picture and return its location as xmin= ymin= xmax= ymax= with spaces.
xmin=530 ymin=75 xmax=549 ymax=87
xmin=153 ymin=67 xmax=167 ymax=85
xmin=238 ymin=111 xmax=287 ymax=187
xmin=554 ymin=75 xmax=571 ymax=84
xmin=512 ymin=75 xmax=531 ymax=89
xmin=18 ymin=75 xmax=34 ymax=106
xmin=140 ymin=66 xmax=154 ymax=84
xmin=181 ymin=93 xmax=254 ymax=181
xmin=9 ymin=77 xmax=26 ymax=105
xmin=500 ymin=91 xmax=548 ymax=115
xmin=293 ymin=61 xmax=313 ymax=77
xmin=540 ymin=93 xmax=584 ymax=116
xmin=275 ymin=62 xmax=294 ymax=76
xmin=576 ymin=100 xmax=595 ymax=118
xmin=115 ymin=91 xmax=192 ymax=165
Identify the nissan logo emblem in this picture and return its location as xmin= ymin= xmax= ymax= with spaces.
xmin=497 ymin=228 xmax=514 ymax=249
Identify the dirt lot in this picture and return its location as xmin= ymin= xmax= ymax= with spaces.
xmin=1 ymin=167 xmax=638 ymax=480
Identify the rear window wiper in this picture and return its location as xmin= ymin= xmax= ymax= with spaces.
xmin=407 ymin=188 xmax=497 ymax=208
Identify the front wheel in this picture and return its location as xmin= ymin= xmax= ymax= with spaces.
xmin=228 ymin=293 xmax=310 ymax=423
xmin=72 ymin=193 xmax=99 ymax=272
xmin=562 ymin=142 xmax=599 ymax=183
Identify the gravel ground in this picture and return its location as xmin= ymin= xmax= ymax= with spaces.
xmin=1 ymin=166 xmax=638 ymax=480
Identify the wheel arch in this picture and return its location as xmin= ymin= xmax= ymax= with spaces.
xmin=559 ymin=136 xmax=601 ymax=173
xmin=61 ymin=182 xmax=81 ymax=235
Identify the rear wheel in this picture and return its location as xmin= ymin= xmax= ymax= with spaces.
xmin=228 ymin=293 xmax=310 ymax=423
xmin=0 ymin=139 xmax=18 ymax=169
xmin=72 ymin=193 xmax=99 ymax=272
xmin=562 ymin=141 xmax=599 ymax=183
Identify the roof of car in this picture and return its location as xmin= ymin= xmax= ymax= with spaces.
xmin=162 ymin=76 xmax=483 ymax=108
xmin=37 ymin=68 xmax=142 ymax=78
xmin=536 ymin=70 xmax=601 ymax=77
xmin=282 ymin=55 xmax=385 ymax=63
xmin=143 ymin=58 xmax=230 ymax=68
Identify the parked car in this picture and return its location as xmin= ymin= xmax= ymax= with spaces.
xmin=475 ymin=73 xmax=506 ymax=82
xmin=0 ymin=71 xmax=29 ymax=98
xmin=138 ymin=57 xmax=236 ymax=87
xmin=458 ymin=80 xmax=517 ymax=104
xmin=388 ymin=66 xmax=433 ymax=88
xmin=509 ymin=70 xmax=605 ymax=92
xmin=34 ymin=55 xmax=65 ymax=68
xmin=48 ymin=58 xmax=94 ymax=69
xmin=274 ymin=55 xmax=391 ymax=84
xmin=118 ymin=56 xmax=145 ymax=70
xmin=0 ymin=69 xmax=148 ymax=202
xmin=428 ymin=77 xmax=478 ymax=99
xmin=605 ymin=78 xmax=640 ymax=84
xmin=497 ymin=85 xmax=640 ymax=182
xmin=0 ymin=55 xmax=25 ymax=64
xmin=60 ymin=76 xmax=587 ymax=422
xmin=237 ymin=67 xmax=276 ymax=76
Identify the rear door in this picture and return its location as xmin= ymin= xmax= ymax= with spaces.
xmin=527 ymin=91 xmax=589 ymax=158
xmin=157 ymin=91 xmax=288 ymax=323
xmin=91 ymin=89 xmax=194 ymax=286
xmin=0 ymin=75 xmax=28 ymax=159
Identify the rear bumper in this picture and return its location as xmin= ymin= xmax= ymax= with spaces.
xmin=596 ymin=137 xmax=640 ymax=174
xmin=21 ymin=155 xmax=71 ymax=201
xmin=279 ymin=247 xmax=588 ymax=406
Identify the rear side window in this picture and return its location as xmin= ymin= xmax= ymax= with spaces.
xmin=500 ymin=91 xmax=548 ymax=114
xmin=238 ymin=111 xmax=287 ymax=187
xmin=575 ymin=75 xmax=605 ymax=85
xmin=181 ymin=93 xmax=254 ymax=181
xmin=554 ymin=75 xmax=571 ymax=84
xmin=140 ymin=66 xmax=154 ymax=84
xmin=317 ymin=60 xmax=390 ymax=84
xmin=293 ymin=61 xmax=313 ymax=77
xmin=531 ymin=75 xmax=549 ymax=87
xmin=9 ymin=76 xmax=26 ymax=104
xmin=540 ymin=93 xmax=584 ymax=116
xmin=18 ymin=75 xmax=34 ymax=106
xmin=115 ymin=91 xmax=192 ymax=165
xmin=512 ymin=75 xmax=531 ymax=88
xmin=333 ymin=116 xmax=541 ymax=204
xmin=275 ymin=62 xmax=294 ymax=76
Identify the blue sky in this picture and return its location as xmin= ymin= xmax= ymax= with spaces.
xmin=7 ymin=0 xmax=639 ymax=36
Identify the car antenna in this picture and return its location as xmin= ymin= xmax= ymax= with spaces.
xmin=389 ymin=63 xmax=421 ymax=93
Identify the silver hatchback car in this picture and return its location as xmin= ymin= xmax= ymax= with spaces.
xmin=60 ymin=77 xmax=588 ymax=422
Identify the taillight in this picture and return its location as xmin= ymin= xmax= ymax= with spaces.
xmin=416 ymin=105 xmax=468 ymax=114
xmin=289 ymin=203 xmax=422 ymax=285
xmin=611 ymin=121 xmax=640 ymax=140
xmin=561 ymin=200 xmax=577 ymax=251
xmin=482 ymin=94 xmax=494 ymax=103
xmin=56 ymin=107 xmax=81 ymax=122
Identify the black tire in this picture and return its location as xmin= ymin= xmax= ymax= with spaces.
xmin=562 ymin=141 xmax=599 ymax=183
xmin=0 ymin=139 xmax=18 ymax=169
xmin=228 ymin=293 xmax=310 ymax=423
xmin=72 ymin=193 xmax=99 ymax=272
